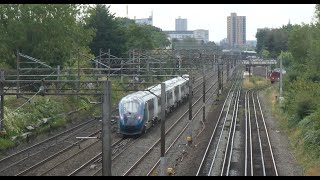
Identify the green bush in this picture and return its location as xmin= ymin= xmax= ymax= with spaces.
xmin=295 ymin=98 xmax=316 ymax=120
xmin=0 ymin=138 xmax=16 ymax=151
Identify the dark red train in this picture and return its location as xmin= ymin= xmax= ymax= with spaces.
xmin=269 ymin=71 xmax=280 ymax=84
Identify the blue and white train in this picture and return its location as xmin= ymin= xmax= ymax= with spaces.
xmin=118 ymin=75 xmax=190 ymax=136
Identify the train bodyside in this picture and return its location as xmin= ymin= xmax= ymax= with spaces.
xmin=118 ymin=75 xmax=189 ymax=136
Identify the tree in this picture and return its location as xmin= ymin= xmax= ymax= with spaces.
xmin=124 ymin=24 xmax=170 ymax=50
xmin=0 ymin=4 xmax=95 ymax=68
xmin=277 ymin=51 xmax=293 ymax=68
xmin=255 ymin=29 xmax=268 ymax=54
xmin=261 ymin=49 xmax=270 ymax=59
xmin=85 ymin=4 xmax=126 ymax=57
xmin=315 ymin=4 xmax=320 ymax=24
xmin=147 ymin=25 xmax=171 ymax=49
xmin=255 ymin=23 xmax=293 ymax=58
xmin=288 ymin=24 xmax=311 ymax=65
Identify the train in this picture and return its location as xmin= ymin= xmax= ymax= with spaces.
xmin=270 ymin=71 xmax=280 ymax=84
xmin=117 ymin=74 xmax=190 ymax=136
xmin=269 ymin=67 xmax=286 ymax=84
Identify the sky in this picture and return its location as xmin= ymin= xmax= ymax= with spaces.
xmin=108 ymin=4 xmax=316 ymax=43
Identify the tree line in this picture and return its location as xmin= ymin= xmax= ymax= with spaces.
xmin=0 ymin=4 xmax=170 ymax=68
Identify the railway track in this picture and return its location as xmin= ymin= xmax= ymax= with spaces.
xmin=196 ymin=69 xmax=242 ymax=176
xmin=196 ymin=69 xmax=278 ymax=176
xmin=244 ymin=89 xmax=278 ymax=176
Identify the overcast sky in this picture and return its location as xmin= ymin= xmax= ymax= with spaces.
xmin=108 ymin=4 xmax=316 ymax=42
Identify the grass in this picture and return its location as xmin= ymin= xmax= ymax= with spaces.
xmin=242 ymin=75 xmax=270 ymax=89
xmin=0 ymin=138 xmax=16 ymax=151
xmin=263 ymin=84 xmax=320 ymax=176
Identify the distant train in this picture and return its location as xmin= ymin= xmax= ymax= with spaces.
xmin=270 ymin=71 xmax=280 ymax=84
xmin=118 ymin=75 xmax=190 ymax=136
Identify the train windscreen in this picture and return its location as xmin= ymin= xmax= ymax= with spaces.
xmin=121 ymin=101 xmax=141 ymax=114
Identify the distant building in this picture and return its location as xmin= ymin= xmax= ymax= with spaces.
xmin=219 ymin=38 xmax=230 ymax=49
xmin=134 ymin=15 xmax=153 ymax=26
xmin=175 ymin=17 xmax=187 ymax=31
xmin=163 ymin=30 xmax=209 ymax=43
xmin=193 ymin=29 xmax=209 ymax=43
xmin=246 ymin=40 xmax=257 ymax=47
xmin=164 ymin=18 xmax=209 ymax=49
xmin=257 ymin=27 xmax=271 ymax=32
xmin=163 ymin=30 xmax=194 ymax=40
xmin=227 ymin=13 xmax=246 ymax=47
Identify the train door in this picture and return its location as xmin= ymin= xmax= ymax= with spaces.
xmin=166 ymin=91 xmax=168 ymax=110
xmin=172 ymin=89 xmax=175 ymax=107
xmin=154 ymin=98 xmax=158 ymax=117
xmin=158 ymin=97 xmax=161 ymax=117
xmin=178 ymin=85 xmax=182 ymax=101
xmin=144 ymin=102 xmax=149 ymax=123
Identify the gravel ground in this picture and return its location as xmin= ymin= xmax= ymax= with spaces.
xmin=169 ymin=67 xmax=236 ymax=176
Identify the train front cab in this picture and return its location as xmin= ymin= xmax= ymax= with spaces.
xmin=118 ymin=98 xmax=146 ymax=135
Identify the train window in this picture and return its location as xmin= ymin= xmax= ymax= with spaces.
xmin=123 ymin=102 xmax=140 ymax=113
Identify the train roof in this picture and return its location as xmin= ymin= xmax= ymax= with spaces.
xmin=119 ymin=75 xmax=189 ymax=104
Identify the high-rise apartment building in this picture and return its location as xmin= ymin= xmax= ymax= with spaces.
xmin=227 ymin=13 xmax=246 ymax=47
xmin=175 ymin=17 xmax=187 ymax=31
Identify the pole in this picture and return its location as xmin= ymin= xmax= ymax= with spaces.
xmin=0 ymin=71 xmax=4 ymax=130
xmin=147 ymin=61 xmax=150 ymax=82
xmin=280 ymin=57 xmax=283 ymax=99
xmin=102 ymin=81 xmax=112 ymax=176
xmin=227 ymin=56 xmax=230 ymax=81
xmin=121 ymin=59 xmax=123 ymax=83
xmin=99 ymin=48 xmax=102 ymax=75
xmin=202 ymin=63 xmax=206 ymax=122
xmin=108 ymin=49 xmax=111 ymax=80
xmin=187 ymin=68 xmax=193 ymax=144
xmin=57 ymin=66 xmax=60 ymax=95
xmin=160 ymin=50 xmax=163 ymax=81
xmin=213 ymin=54 xmax=215 ymax=71
xmin=160 ymin=82 xmax=166 ymax=176
xmin=77 ymin=48 xmax=80 ymax=95
xmin=265 ymin=65 xmax=268 ymax=79
xmin=218 ymin=58 xmax=221 ymax=95
xmin=221 ymin=58 xmax=224 ymax=92
xmin=69 ymin=50 xmax=73 ymax=80
xmin=16 ymin=50 xmax=20 ymax=98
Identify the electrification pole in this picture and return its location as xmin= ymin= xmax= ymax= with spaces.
xmin=160 ymin=82 xmax=166 ymax=176
xmin=102 ymin=81 xmax=112 ymax=176
xmin=0 ymin=71 xmax=4 ymax=131
xmin=279 ymin=57 xmax=283 ymax=103
xmin=202 ymin=62 xmax=206 ymax=122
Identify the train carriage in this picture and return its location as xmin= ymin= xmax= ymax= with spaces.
xmin=118 ymin=75 xmax=190 ymax=136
